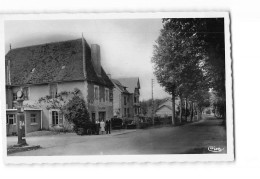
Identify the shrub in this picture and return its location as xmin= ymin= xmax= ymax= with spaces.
xmin=63 ymin=96 xmax=91 ymax=133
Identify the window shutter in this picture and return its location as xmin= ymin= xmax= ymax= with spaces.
xmin=6 ymin=114 xmax=9 ymax=124
xmin=58 ymin=111 xmax=63 ymax=125
xmin=49 ymin=110 xmax=53 ymax=126
xmin=14 ymin=114 xmax=17 ymax=124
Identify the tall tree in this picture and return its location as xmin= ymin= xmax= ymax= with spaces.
xmin=152 ymin=18 xmax=225 ymax=123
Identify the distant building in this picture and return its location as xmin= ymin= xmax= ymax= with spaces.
xmin=155 ymin=98 xmax=180 ymax=117
xmin=5 ymin=37 xmax=114 ymax=135
xmin=111 ymin=77 xmax=141 ymax=122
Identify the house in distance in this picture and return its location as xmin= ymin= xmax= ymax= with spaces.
xmin=111 ymin=77 xmax=141 ymax=123
xmin=5 ymin=37 xmax=114 ymax=135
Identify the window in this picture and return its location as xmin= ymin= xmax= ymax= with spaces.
xmin=105 ymin=88 xmax=109 ymax=102
xmin=109 ymin=91 xmax=113 ymax=102
xmin=52 ymin=111 xmax=59 ymax=125
xmin=6 ymin=114 xmax=16 ymax=125
xmin=23 ymin=87 xmax=29 ymax=100
xmin=127 ymin=108 xmax=130 ymax=117
xmin=94 ymin=86 xmax=99 ymax=100
xmin=13 ymin=93 xmax=17 ymax=101
xmin=134 ymin=96 xmax=139 ymax=103
xmin=124 ymin=108 xmax=127 ymax=117
xmin=30 ymin=114 xmax=37 ymax=123
xmin=124 ymin=96 xmax=127 ymax=105
xmin=50 ymin=84 xmax=58 ymax=98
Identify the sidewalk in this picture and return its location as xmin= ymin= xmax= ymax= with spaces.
xmin=7 ymin=129 xmax=136 ymax=149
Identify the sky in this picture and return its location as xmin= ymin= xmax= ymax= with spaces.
xmin=4 ymin=19 xmax=171 ymax=100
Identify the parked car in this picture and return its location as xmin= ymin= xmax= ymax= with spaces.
xmin=111 ymin=117 xmax=123 ymax=130
xmin=125 ymin=119 xmax=136 ymax=129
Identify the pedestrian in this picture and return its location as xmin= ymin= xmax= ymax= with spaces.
xmin=107 ymin=119 xmax=111 ymax=134
xmin=95 ymin=120 xmax=100 ymax=135
xmin=106 ymin=119 xmax=111 ymax=134
xmin=100 ymin=120 xmax=105 ymax=135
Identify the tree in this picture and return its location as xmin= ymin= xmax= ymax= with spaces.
xmin=152 ymin=18 xmax=226 ymax=123
xmin=63 ymin=95 xmax=91 ymax=133
xmin=152 ymin=18 xmax=206 ymax=125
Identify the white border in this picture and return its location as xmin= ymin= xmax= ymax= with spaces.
xmin=0 ymin=12 xmax=233 ymax=164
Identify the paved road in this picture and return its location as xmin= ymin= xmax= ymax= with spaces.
xmin=8 ymin=115 xmax=226 ymax=156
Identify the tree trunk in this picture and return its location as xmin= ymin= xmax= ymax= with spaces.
xmin=185 ymin=98 xmax=188 ymax=122
xmin=172 ymin=91 xmax=176 ymax=125
xmin=198 ymin=108 xmax=202 ymax=120
xmin=180 ymin=97 xmax=182 ymax=123
xmin=190 ymin=101 xmax=193 ymax=122
xmin=193 ymin=103 xmax=196 ymax=121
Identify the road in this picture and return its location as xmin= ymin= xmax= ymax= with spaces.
xmin=8 ymin=115 xmax=226 ymax=156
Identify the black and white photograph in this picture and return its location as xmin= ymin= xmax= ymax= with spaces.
xmin=1 ymin=12 xmax=233 ymax=163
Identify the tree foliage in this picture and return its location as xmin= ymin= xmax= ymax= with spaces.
xmin=152 ymin=18 xmax=226 ymax=120
xmin=63 ymin=95 xmax=91 ymax=132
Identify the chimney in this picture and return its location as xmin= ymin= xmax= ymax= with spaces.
xmin=91 ymin=44 xmax=101 ymax=77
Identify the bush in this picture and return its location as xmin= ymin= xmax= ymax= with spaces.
xmin=63 ymin=96 xmax=92 ymax=134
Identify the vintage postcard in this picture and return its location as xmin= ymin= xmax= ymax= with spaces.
xmin=0 ymin=12 xmax=234 ymax=164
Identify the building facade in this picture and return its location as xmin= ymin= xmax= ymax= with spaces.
xmin=112 ymin=77 xmax=141 ymax=123
xmin=5 ymin=37 xmax=114 ymax=135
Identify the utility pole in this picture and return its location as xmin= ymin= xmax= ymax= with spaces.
xmin=151 ymin=79 xmax=154 ymax=125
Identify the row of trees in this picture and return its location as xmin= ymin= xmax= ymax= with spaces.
xmin=152 ymin=18 xmax=226 ymax=125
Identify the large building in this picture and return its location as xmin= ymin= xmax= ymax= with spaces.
xmin=5 ymin=37 xmax=114 ymax=135
xmin=111 ymin=77 xmax=141 ymax=122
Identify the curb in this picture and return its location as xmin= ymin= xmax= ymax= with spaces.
xmin=7 ymin=145 xmax=41 ymax=155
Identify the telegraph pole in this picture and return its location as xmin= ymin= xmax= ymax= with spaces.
xmin=151 ymin=79 xmax=154 ymax=125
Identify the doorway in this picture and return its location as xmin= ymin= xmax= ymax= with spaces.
xmin=99 ymin=112 xmax=106 ymax=122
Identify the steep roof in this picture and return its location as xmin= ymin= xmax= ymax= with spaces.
xmin=5 ymin=38 xmax=113 ymax=87
xmin=116 ymin=77 xmax=140 ymax=93
xmin=156 ymin=104 xmax=172 ymax=112
xmin=111 ymin=79 xmax=129 ymax=93
xmin=157 ymin=97 xmax=180 ymax=109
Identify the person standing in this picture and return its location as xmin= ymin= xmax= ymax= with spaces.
xmin=107 ymin=119 xmax=111 ymax=134
xmin=100 ymin=120 xmax=105 ymax=135
xmin=95 ymin=120 xmax=100 ymax=135
xmin=106 ymin=119 xmax=111 ymax=134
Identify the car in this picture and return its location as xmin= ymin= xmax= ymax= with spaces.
xmin=125 ymin=119 xmax=136 ymax=129
xmin=111 ymin=117 xmax=123 ymax=130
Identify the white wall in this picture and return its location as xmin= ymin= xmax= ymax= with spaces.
xmin=11 ymin=81 xmax=88 ymax=129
